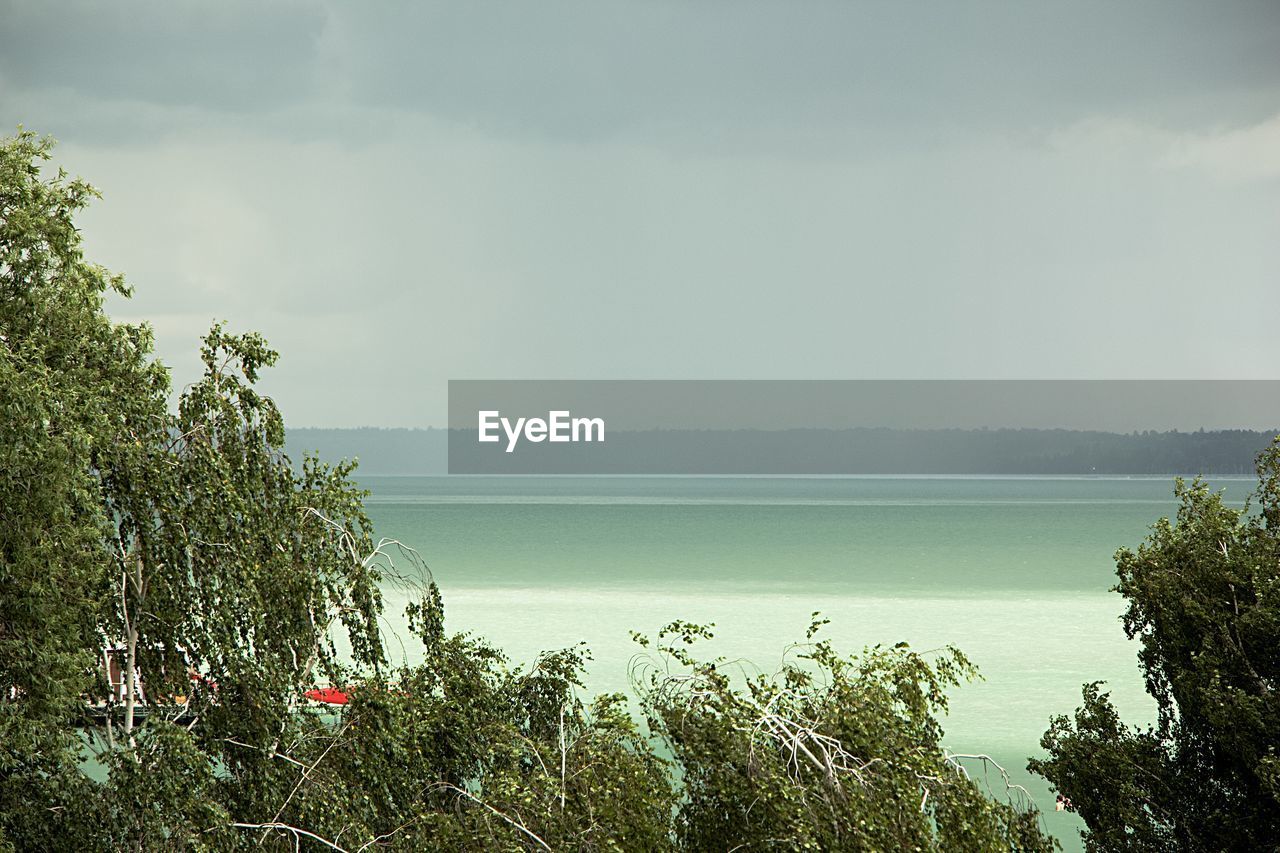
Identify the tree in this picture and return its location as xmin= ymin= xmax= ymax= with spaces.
xmin=1 ymin=127 xmax=162 ymax=847
xmin=1031 ymin=439 xmax=1280 ymax=851
xmin=245 ymin=605 xmax=679 ymax=851
xmin=634 ymin=618 xmax=1055 ymax=852
xmin=1 ymin=129 xmax=389 ymax=849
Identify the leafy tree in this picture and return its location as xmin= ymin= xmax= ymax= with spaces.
xmin=251 ymin=611 xmax=679 ymax=851
xmin=634 ymin=618 xmax=1055 ymax=852
xmin=0 ymin=129 xmax=387 ymax=849
xmin=0 ymin=127 xmax=161 ymax=847
xmin=1031 ymin=440 xmax=1280 ymax=851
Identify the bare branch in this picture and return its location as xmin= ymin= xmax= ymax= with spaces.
xmin=230 ymin=822 xmax=348 ymax=853
xmin=431 ymin=783 xmax=553 ymax=851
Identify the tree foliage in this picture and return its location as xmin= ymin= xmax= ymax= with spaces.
xmin=1 ymin=127 xmax=164 ymax=845
xmin=1031 ymin=441 xmax=1280 ymax=851
xmin=1 ymin=129 xmax=389 ymax=849
xmin=634 ymin=618 xmax=1054 ymax=851
xmin=1 ymin=131 xmax=1054 ymax=851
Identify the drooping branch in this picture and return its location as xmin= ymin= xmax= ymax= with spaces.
xmin=229 ymin=821 xmax=349 ymax=852
xmin=943 ymin=751 xmax=1037 ymax=811
xmin=430 ymin=783 xmax=554 ymax=851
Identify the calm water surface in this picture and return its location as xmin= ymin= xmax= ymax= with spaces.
xmin=360 ymin=475 xmax=1256 ymax=850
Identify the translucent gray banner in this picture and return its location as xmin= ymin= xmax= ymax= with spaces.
xmin=447 ymin=380 xmax=1280 ymax=475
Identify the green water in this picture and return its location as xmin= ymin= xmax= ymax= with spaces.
xmin=360 ymin=475 xmax=1257 ymax=850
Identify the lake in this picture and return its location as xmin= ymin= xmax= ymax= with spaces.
xmin=360 ymin=475 xmax=1257 ymax=850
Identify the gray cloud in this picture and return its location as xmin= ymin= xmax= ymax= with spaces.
xmin=0 ymin=1 xmax=326 ymax=111
xmin=2 ymin=1 xmax=1278 ymax=426
xmin=6 ymin=1 xmax=1280 ymax=142
xmin=334 ymin=1 xmax=1280 ymax=138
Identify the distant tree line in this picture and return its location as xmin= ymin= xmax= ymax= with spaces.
xmin=293 ymin=426 xmax=1279 ymax=476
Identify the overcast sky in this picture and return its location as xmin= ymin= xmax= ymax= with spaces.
xmin=2 ymin=1 xmax=1278 ymax=427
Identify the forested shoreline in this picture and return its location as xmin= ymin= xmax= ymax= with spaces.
xmin=289 ymin=426 xmax=1277 ymax=476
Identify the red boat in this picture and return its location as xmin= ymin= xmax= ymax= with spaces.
xmin=302 ymin=687 xmax=350 ymax=705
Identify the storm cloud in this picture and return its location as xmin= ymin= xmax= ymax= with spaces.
xmin=2 ymin=1 xmax=1278 ymax=426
